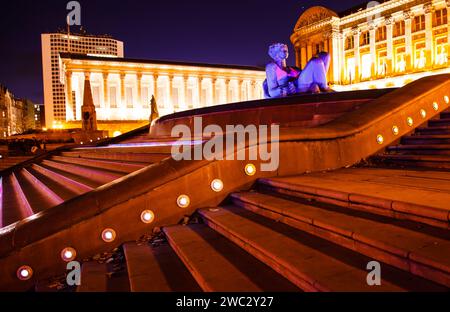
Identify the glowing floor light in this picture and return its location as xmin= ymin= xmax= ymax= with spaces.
xmin=141 ymin=210 xmax=155 ymax=224
xmin=17 ymin=266 xmax=33 ymax=281
xmin=61 ymin=247 xmax=77 ymax=262
xmin=101 ymin=228 xmax=116 ymax=243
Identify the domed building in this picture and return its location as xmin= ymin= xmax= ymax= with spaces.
xmin=291 ymin=0 xmax=449 ymax=90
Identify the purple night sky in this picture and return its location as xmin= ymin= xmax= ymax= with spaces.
xmin=0 ymin=0 xmax=368 ymax=103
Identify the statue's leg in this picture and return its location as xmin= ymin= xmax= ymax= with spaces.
xmin=298 ymin=56 xmax=328 ymax=92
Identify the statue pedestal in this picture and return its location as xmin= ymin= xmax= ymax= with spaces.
xmin=72 ymin=130 xmax=109 ymax=145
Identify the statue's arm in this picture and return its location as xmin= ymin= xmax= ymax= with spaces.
xmin=265 ymin=63 xmax=283 ymax=98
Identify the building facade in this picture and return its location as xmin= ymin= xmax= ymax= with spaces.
xmin=59 ymin=54 xmax=265 ymax=126
xmin=41 ymin=32 xmax=124 ymax=128
xmin=0 ymin=85 xmax=40 ymax=138
xmin=291 ymin=0 xmax=449 ymax=90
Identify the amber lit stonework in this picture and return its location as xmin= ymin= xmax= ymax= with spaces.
xmin=291 ymin=0 xmax=450 ymax=92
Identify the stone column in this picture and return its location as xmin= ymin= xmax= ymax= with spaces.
xmin=424 ymin=4 xmax=434 ymax=67
xmin=224 ymin=79 xmax=231 ymax=103
xmin=194 ymin=76 xmax=201 ymax=108
xmin=211 ymin=78 xmax=217 ymax=105
xmin=66 ymin=70 xmax=73 ymax=111
xmin=238 ymin=79 xmax=244 ymax=102
xmin=102 ymin=73 xmax=108 ymax=107
xmin=120 ymin=73 xmax=126 ymax=108
xmin=369 ymin=26 xmax=376 ymax=77
xmin=386 ymin=17 xmax=394 ymax=75
xmin=306 ymin=43 xmax=313 ymax=62
xmin=167 ymin=75 xmax=174 ymax=110
xmin=300 ymin=45 xmax=307 ymax=69
xmin=136 ymin=72 xmax=142 ymax=107
xmin=404 ymin=11 xmax=413 ymax=71
xmin=182 ymin=75 xmax=189 ymax=109
xmin=353 ymin=28 xmax=361 ymax=82
xmin=331 ymin=31 xmax=341 ymax=84
xmin=151 ymin=74 xmax=159 ymax=107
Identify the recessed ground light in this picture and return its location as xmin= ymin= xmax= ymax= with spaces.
xmin=433 ymin=102 xmax=439 ymax=111
xmin=80 ymin=142 xmax=84 ymax=145
xmin=420 ymin=109 xmax=427 ymax=118
xmin=61 ymin=247 xmax=77 ymax=262
xmin=244 ymin=163 xmax=256 ymax=176
xmin=17 ymin=266 xmax=33 ymax=281
xmin=392 ymin=126 xmax=399 ymax=135
xmin=445 ymin=96 xmax=449 ymax=104
xmin=177 ymin=195 xmax=190 ymax=208
xmin=210 ymin=179 xmax=224 ymax=192
xmin=406 ymin=117 xmax=414 ymax=127
xmin=140 ymin=210 xmax=155 ymax=224
xmin=101 ymin=228 xmax=116 ymax=243
xmin=376 ymin=135 xmax=384 ymax=145
xmin=90 ymin=139 xmax=93 ymax=142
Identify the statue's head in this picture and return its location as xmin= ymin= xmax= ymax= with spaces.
xmin=268 ymin=43 xmax=289 ymax=62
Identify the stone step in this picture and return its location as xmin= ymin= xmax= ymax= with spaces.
xmin=60 ymin=151 xmax=168 ymax=163
xmin=387 ymin=144 xmax=450 ymax=155
xmin=25 ymin=166 xmax=81 ymax=201
xmin=258 ymin=171 xmax=450 ymax=229
xmin=38 ymin=163 xmax=102 ymax=189
xmin=41 ymin=159 xmax=122 ymax=185
xmin=1 ymin=174 xmax=33 ymax=227
xmin=231 ymin=192 xmax=450 ymax=288
xmin=72 ymin=143 xmax=180 ymax=155
xmin=414 ymin=126 xmax=450 ymax=135
xmin=50 ymin=155 xmax=147 ymax=174
xmin=76 ymin=262 xmax=109 ymax=292
xmin=401 ymin=135 xmax=450 ymax=145
xmin=31 ymin=164 xmax=93 ymax=195
xmin=428 ymin=119 xmax=450 ymax=127
xmin=76 ymin=261 xmax=130 ymax=292
xmin=163 ymin=224 xmax=299 ymax=292
xmin=14 ymin=168 xmax=63 ymax=213
xmin=198 ymin=206 xmax=407 ymax=291
xmin=373 ymin=154 xmax=450 ymax=170
xmin=123 ymin=242 xmax=201 ymax=292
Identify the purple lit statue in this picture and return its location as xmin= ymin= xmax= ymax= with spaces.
xmin=264 ymin=43 xmax=333 ymax=98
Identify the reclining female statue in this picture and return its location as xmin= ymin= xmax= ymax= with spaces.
xmin=264 ymin=43 xmax=333 ymax=98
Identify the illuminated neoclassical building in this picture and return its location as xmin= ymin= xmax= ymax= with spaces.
xmin=291 ymin=0 xmax=449 ymax=90
xmin=58 ymin=53 xmax=265 ymax=134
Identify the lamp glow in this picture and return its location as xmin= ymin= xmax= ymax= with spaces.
xmin=433 ymin=102 xmax=439 ymax=111
xmin=177 ymin=195 xmax=190 ymax=208
xmin=406 ymin=117 xmax=414 ymax=127
xmin=101 ymin=228 xmax=116 ymax=243
xmin=445 ymin=96 xmax=449 ymax=104
xmin=61 ymin=247 xmax=76 ymax=262
xmin=376 ymin=135 xmax=384 ymax=145
xmin=420 ymin=109 xmax=426 ymax=118
xmin=211 ymin=179 xmax=224 ymax=192
xmin=244 ymin=164 xmax=256 ymax=176
xmin=392 ymin=126 xmax=399 ymax=135
xmin=17 ymin=266 xmax=33 ymax=281
xmin=140 ymin=210 xmax=155 ymax=224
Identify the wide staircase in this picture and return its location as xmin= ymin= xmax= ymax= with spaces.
xmin=1 ymin=75 xmax=449 ymax=292
xmin=372 ymin=107 xmax=450 ymax=169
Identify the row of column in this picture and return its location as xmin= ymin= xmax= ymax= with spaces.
xmin=65 ymin=71 xmax=264 ymax=116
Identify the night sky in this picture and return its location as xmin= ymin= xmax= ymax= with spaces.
xmin=0 ymin=0 xmax=368 ymax=103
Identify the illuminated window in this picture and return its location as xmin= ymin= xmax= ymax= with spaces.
xmin=360 ymin=31 xmax=370 ymax=46
xmin=395 ymin=47 xmax=406 ymax=72
xmin=434 ymin=9 xmax=448 ymax=27
xmin=413 ymin=15 xmax=425 ymax=32
xmin=345 ymin=36 xmax=354 ymax=50
xmin=435 ymin=37 xmax=448 ymax=65
xmin=126 ymin=87 xmax=133 ymax=108
xmin=142 ymin=87 xmax=149 ymax=107
xmin=361 ymin=54 xmax=372 ymax=79
xmin=376 ymin=26 xmax=387 ymax=42
xmin=92 ymin=86 xmax=100 ymax=108
xmin=346 ymin=57 xmax=356 ymax=82
xmin=109 ymin=86 xmax=117 ymax=108
xmin=377 ymin=51 xmax=387 ymax=75
xmin=414 ymin=42 xmax=426 ymax=69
